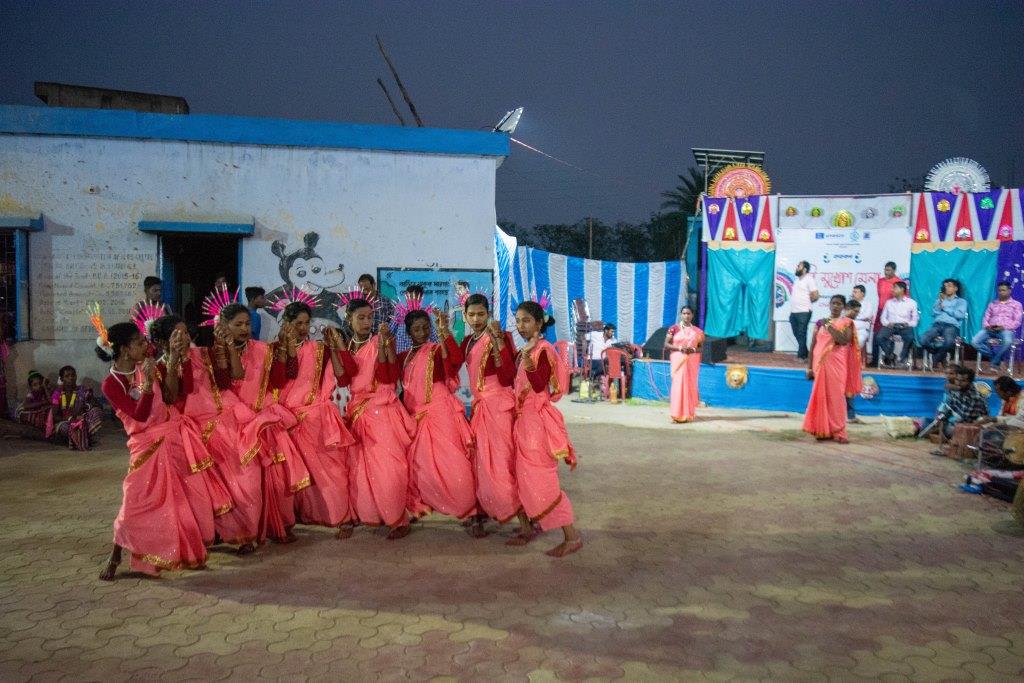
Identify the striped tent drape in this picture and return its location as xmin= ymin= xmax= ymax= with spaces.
xmin=494 ymin=226 xmax=687 ymax=344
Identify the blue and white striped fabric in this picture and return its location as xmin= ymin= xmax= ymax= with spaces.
xmin=494 ymin=226 xmax=686 ymax=344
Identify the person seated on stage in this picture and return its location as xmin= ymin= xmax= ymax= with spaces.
xmin=587 ymin=323 xmax=617 ymax=378
xmin=939 ymin=365 xmax=989 ymax=439
xmin=976 ymin=375 xmax=1024 ymax=468
xmin=919 ymin=278 xmax=967 ymax=369
xmin=872 ymin=281 xmax=918 ymax=367
xmin=972 ymin=282 xmax=1023 ymax=372
xmin=850 ymin=285 xmax=874 ymax=353
xmin=875 ymin=261 xmax=907 ymax=330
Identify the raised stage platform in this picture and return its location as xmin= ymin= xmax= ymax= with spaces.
xmin=629 ymin=350 xmax=1002 ymax=416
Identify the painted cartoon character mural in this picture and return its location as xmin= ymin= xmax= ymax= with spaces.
xmin=267 ymin=232 xmax=346 ymax=332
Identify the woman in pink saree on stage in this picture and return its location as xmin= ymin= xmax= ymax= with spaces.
xmin=275 ymin=300 xmax=358 ymax=538
xmin=803 ymin=294 xmax=862 ymax=444
xmin=150 ymin=315 xmax=260 ymax=554
xmin=97 ymin=322 xmax=208 ymax=580
xmin=342 ymin=297 xmax=416 ymax=540
xmin=664 ymin=306 xmax=704 ymax=424
xmin=397 ymin=307 xmax=477 ymax=525
xmin=511 ymin=301 xmax=583 ymax=558
xmin=215 ymin=303 xmax=310 ymax=544
xmin=460 ymin=294 xmax=520 ymax=538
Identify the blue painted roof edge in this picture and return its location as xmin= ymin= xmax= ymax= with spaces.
xmin=0 ymin=104 xmax=510 ymax=158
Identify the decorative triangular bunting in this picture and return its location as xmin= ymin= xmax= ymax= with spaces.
xmin=913 ymin=192 xmax=931 ymax=243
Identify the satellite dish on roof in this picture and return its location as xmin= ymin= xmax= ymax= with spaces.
xmin=494 ymin=107 xmax=524 ymax=134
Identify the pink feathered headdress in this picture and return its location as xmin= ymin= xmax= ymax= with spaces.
xmin=268 ymin=286 xmax=321 ymax=313
xmin=336 ymin=287 xmax=378 ymax=314
xmin=200 ymin=284 xmax=240 ymax=326
xmin=393 ymin=293 xmax=436 ymax=327
xmin=131 ymin=302 xmax=165 ymax=338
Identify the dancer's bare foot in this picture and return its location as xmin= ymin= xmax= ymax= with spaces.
xmin=386 ymin=525 xmax=411 ymax=540
xmin=545 ymin=538 xmax=583 ymax=557
xmin=236 ymin=542 xmax=256 ymax=555
xmin=835 ymin=436 xmax=849 ymax=445
xmin=505 ymin=530 xmax=536 ymax=546
xmin=98 ymin=559 xmax=119 ymax=581
xmin=467 ymin=521 xmax=489 ymax=539
xmin=335 ymin=523 xmax=354 ymax=540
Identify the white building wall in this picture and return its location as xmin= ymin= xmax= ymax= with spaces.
xmin=0 ymin=133 xmax=497 ymax=401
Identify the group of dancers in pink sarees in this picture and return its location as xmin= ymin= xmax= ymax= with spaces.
xmin=96 ymin=293 xmax=582 ymax=580
xmin=803 ymin=294 xmax=863 ymax=444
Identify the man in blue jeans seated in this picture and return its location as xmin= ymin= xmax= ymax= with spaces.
xmin=919 ymin=278 xmax=967 ymax=368
xmin=972 ymin=281 xmax=1023 ymax=371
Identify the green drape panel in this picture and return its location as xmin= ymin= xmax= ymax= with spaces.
xmin=909 ymin=248 xmax=998 ymax=341
xmin=705 ymin=248 xmax=774 ymax=339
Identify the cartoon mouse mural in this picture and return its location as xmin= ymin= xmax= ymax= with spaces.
xmin=266 ymin=232 xmax=346 ymax=331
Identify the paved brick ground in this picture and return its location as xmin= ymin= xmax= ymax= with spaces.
xmin=1 ymin=403 xmax=1023 ymax=681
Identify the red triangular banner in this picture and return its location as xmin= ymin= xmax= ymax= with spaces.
xmin=913 ymin=192 xmax=931 ymax=243
xmin=756 ymin=197 xmax=774 ymax=242
xmin=721 ymin=199 xmax=739 ymax=240
xmin=952 ymin=195 xmax=973 ymax=241
xmin=997 ymin=191 xmax=1015 ymax=240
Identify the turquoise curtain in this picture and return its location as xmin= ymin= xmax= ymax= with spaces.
xmin=909 ymin=248 xmax=998 ymax=340
xmin=705 ymin=248 xmax=774 ymax=339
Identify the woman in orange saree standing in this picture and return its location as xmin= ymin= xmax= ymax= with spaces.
xmin=398 ymin=308 xmax=477 ymax=524
xmin=512 ymin=301 xmax=582 ymax=558
xmin=459 ymin=294 xmax=520 ymax=539
xmin=275 ymin=300 xmax=358 ymax=538
xmin=342 ymin=297 xmax=416 ymax=540
xmin=98 ymin=322 xmax=208 ymax=580
xmin=664 ymin=306 xmax=704 ymax=423
xmin=803 ymin=294 xmax=862 ymax=444
xmin=215 ymin=303 xmax=310 ymax=544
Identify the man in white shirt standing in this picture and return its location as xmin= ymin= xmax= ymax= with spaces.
xmin=587 ymin=323 xmax=617 ymax=377
xmin=789 ymin=260 xmax=819 ymax=360
xmin=873 ymin=281 xmax=919 ymax=366
xmin=850 ymin=284 xmax=875 ymax=353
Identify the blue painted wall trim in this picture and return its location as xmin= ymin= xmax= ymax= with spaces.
xmin=139 ymin=220 xmax=254 ymax=236
xmin=0 ymin=215 xmax=43 ymax=231
xmin=0 ymin=104 xmax=510 ymax=158
xmin=631 ymin=359 xmax=1002 ymax=417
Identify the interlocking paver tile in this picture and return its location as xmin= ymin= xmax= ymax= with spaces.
xmin=3 ymin=409 xmax=1024 ymax=679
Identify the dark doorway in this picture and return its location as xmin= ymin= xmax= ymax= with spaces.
xmin=160 ymin=234 xmax=239 ymax=344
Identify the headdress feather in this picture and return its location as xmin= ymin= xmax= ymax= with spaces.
xmin=268 ymin=286 xmax=322 ymax=313
xmin=200 ymin=284 xmax=240 ymax=326
xmin=88 ymin=302 xmax=111 ymax=351
xmin=131 ymin=302 xmax=166 ymax=338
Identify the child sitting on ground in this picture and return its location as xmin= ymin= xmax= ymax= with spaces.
xmin=16 ymin=370 xmax=51 ymax=432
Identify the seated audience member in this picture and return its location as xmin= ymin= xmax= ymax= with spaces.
xmin=872 ymin=281 xmax=918 ymax=366
xmin=972 ymin=282 xmax=1023 ymax=371
xmin=587 ymin=323 xmax=617 ymax=378
xmin=977 ymin=375 xmax=1024 ymax=467
xmin=16 ymin=370 xmax=51 ymax=431
xmin=939 ymin=365 xmax=989 ymax=439
xmin=850 ymin=285 xmax=874 ymax=352
xmin=920 ymin=278 xmax=967 ymax=368
xmin=46 ymin=365 xmax=103 ymax=450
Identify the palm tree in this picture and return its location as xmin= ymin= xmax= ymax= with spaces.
xmin=659 ymin=167 xmax=705 ymax=259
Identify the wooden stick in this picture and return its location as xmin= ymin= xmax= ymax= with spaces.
xmin=376 ymin=78 xmax=406 ymax=126
xmin=375 ymin=34 xmax=424 ymax=127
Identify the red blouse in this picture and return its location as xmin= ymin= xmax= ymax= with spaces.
xmin=523 ymin=350 xmax=553 ymax=393
xmin=398 ymin=336 xmax=463 ymax=383
xmin=460 ymin=332 xmax=516 ymax=387
xmin=101 ymin=373 xmax=155 ymax=422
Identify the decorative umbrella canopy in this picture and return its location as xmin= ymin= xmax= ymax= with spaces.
xmin=925 ymin=157 xmax=991 ymax=194
xmin=708 ymin=164 xmax=771 ymax=198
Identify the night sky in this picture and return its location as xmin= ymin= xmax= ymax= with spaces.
xmin=2 ymin=1 xmax=1022 ymax=227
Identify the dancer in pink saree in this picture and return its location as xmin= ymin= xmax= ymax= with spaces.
xmin=398 ymin=308 xmax=477 ymax=523
xmin=664 ymin=306 xmax=704 ymax=423
xmin=460 ymin=294 xmax=520 ymax=538
xmin=97 ymin=323 xmax=208 ymax=580
xmin=803 ymin=295 xmax=862 ymax=444
xmin=342 ymin=297 xmax=416 ymax=539
xmin=150 ymin=315 xmax=261 ymax=553
xmin=512 ymin=301 xmax=583 ymax=558
xmin=275 ymin=301 xmax=358 ymax=538
xmin=215 ymin=304 xmax=309 ymax=544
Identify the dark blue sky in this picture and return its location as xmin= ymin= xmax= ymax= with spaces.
xmin=3 ymin=1 xmax=1022 ymax=227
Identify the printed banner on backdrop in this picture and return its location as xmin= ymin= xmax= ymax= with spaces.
xmin=774 ymin=218 xmax=911 ymax=324
xmin=777 ymin=195 xmax=912 ymax=232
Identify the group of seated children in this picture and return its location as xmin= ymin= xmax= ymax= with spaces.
xmin=15 ymin=367 xmax=104 ymax=450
